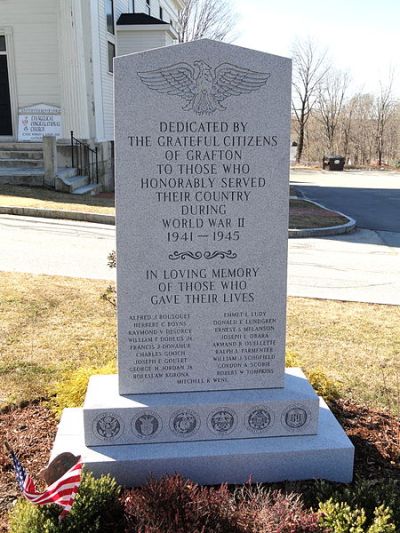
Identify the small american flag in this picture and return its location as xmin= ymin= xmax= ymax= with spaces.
xmin=9 ymin=447 xmax=82 ymax=521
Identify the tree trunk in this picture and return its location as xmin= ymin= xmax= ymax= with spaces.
xmin=296 ymin=105 xmax=306 ymax=163
xmin=378 ymin=146 xmax=383 ymax=166
xmin=296 ymin=125 xmax=305 ymax=163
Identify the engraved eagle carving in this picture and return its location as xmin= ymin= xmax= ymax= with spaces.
xmin=138 ymin=61 xmax=270 ymax=115
xmin=97 ymin=415 xmax=120 ymax=438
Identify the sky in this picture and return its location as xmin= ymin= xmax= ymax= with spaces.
xmin=231 ymin=0 xmax=400 ymax=97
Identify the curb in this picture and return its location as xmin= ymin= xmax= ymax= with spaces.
xmin=288 ymin=198 xmax=356 ymax=238
xmin=0 ymin=205 xmax=115 ymax=225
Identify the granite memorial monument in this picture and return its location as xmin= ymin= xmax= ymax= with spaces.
xmin=52 ymin=39 xmax=354 ymax=485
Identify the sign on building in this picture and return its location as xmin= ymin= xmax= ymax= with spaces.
xmin=18 ymin=104 xmax=62 ymax=141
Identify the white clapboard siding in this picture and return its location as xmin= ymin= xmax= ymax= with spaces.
xmin=97 ymin=0 xmax=130 ymax=140
xmin=117 ymin=29 xmax=174 ymax=56
xmin=134 ymin=0 xmax=179 ymax=22
xmin=133 ymin=0 xmax=149 ymax=15
xmin=0 ymin=0 xmax=60 ymax=107
xmin=99 ymin=0 xmax=178 ymax=140
xmin=161 ymin=0 xmax=181 ymax=23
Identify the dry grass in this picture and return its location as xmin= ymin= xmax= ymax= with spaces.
xmin=1 ymin=272 xmax=399 ymax=413
xmin=0 ymin=185 xmax=115 ymax=214
xmin=287 ymin=297 xmax=400 ymax=414
xmin=0 ymin=272 xmax=116 ymax=406
xmin=289 ymin=199 xmax=349 ymax=229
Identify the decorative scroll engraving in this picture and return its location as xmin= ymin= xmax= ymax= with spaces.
xmin=169 ymin=251 xmax=203 ymax=260
xmin=169 ymin=250 xmax=238 ymax=260
xmin=138 ymin=61 xmax=270 ymax=115
xmin=203 ymin=250 xmax=237 ymax=259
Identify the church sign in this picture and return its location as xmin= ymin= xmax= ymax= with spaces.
xmin=18 ymin=104 xmax=62 ymax=141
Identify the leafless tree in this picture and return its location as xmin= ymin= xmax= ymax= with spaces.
xmin=384 ymin=106 xmax=400 ymax=164
xmin=292 ymin=38 xmax=329 ymax=163
xmin=374 ymin=74 xmax=396 ymax=166
xmin=340 ymin=95 xmax=356 ymax=162
xmin=292 ymin=87 xmax=400 ymax=167
xmin=178 ymin=0 xmax=236 ymax=43
xmin=317 ymin=69 xmax=350 ymax=153
xmin=346 ymin=93 xmax=375 ymax=166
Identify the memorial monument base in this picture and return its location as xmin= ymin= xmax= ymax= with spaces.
xmin=51 ymin=398 xmax=354 ymax=485
xmin=83 ymin=369 xmax=320 ymax=446
xmin=51 ymin=368 xmax=354 ymax=485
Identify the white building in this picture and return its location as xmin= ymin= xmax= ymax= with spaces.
xmin=0 ymin=0 xmax=182 ymax=191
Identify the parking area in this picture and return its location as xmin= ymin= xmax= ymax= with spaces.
xmin=291 ymin=169 xmax=400 ymax=232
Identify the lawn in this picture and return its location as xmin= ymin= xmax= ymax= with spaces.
xmin=287 ymin=298 xmax=400 ymax=413
xmin=0 ymin=272 xmax=116 ymax=406
xmin=0 ymin=271 xmax=399 ymax=414
xmin=0 ymin=185 xmax=114 ymax=215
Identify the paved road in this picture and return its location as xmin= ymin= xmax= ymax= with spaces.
xmin=291 ymin=169 xmax=400 ymax=232
xmin=1 ymin=214 xmax=400 ymax=305
xmin=0 ymin=215 xmax=115 ymax=280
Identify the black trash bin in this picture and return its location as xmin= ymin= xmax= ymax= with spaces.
xmin=322 ymin=155 xmax=345 ymax=171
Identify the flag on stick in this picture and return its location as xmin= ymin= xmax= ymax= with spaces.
xmin=5 ymin=441 xmax=82 ymax=521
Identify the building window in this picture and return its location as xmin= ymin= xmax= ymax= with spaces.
xmin=159 ymin=6 xmax=163 ymax=20
xmin=106 ymin=0 xmax=114 ymax=34
xmin=131 ymin=0 xmax=135 ymax=12
xmin=108 ymin=41 xmax=115 ymax=73
xmin=0 ymin=35 xmax=6 ymax=52
xmin=146 ymin=0 xmax=151 ymax=15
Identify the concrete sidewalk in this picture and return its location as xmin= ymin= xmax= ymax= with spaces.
xmin=288 ymin=228 xmax=400 ymax=305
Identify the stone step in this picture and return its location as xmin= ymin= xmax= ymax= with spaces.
xmin=57 ymin=167 xmax=79 ymax=180
xmin=0 ymin=174 xmax=44 ymax=187
xmin=55 ymin=172 xmax=86 ymax=193
xmin=62 ymin=175 xmax=88 ymax=191
xmin=72 ymin=183 xmax=101 ymax=195
xmin=0 ymin=150 xmax=43 ymax=160
xmin=0 ymin=167 xmax=44 ymax=186
xmin=0 ymin=142 xmax=43 ymax=151
xmin=0 ymin=166 xmax=77 ymax=188
xmin=0 ymin=158 xmax=44 ymax=168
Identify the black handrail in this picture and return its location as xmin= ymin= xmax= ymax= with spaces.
xmin=70 ymin=131 xmax=99 ymax=184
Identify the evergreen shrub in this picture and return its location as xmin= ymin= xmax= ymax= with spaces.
xmin=9 ymin=471 xmax=124 ymax=533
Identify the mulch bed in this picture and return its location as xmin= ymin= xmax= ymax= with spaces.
xmin=331 ymin=399 xmax=400 ymax=480
xmin=0 ymin=400 xmax=399 ymax=532
xmin=289 ymin=199 xmax=349 ymax=229
xmin=0 ymin=402 xmax=57 ymax=532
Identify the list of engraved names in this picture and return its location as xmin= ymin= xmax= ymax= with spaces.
xmin=128 ymin=310 xmax=277 ymax=386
